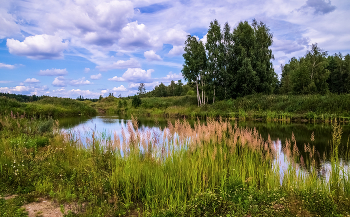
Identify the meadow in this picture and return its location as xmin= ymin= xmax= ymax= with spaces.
xmin=94 ymin=94 xmax=350 ymax=123
xmin=0 ymin=96 xmax=97 ymax=118
xmin=1 ymin=113 xmax=350 ymax=216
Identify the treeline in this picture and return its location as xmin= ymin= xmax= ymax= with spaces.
xmin=143 ymin=80 xmax=194 ymax=97
xmin=0 ymin=93 xmax=46 ymax=102
xmin=280 ymin=45 xmax=350 ymax=94
xmin=182 ymin=19 xmax=278 ymax=106
xmin=76 ymin=95 xmax=99 ymax=102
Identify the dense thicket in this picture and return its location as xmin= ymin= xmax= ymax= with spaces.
xmin=182 ymin=19 xmax=278 ymax=106
xmin=143 ymin=80 xmax=194 ymax=98
xmin=0 ymin=93 xmax=45 ymax=102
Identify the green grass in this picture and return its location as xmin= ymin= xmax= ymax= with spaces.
xmin=0 ymin=96 xmax=97 ymax=118
xmin=121 ymin=94 xmax=350 ymax=122
xmin=0 ymin=114 xmax=350 ymax=216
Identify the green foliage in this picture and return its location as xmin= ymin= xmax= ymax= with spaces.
xmin=182 ymin=19 xmax=277 ymax=104
xmin=144 ymin=80 xmax=190 ymax=98
xmin=280 ymin=44 xmax=350 ymax=95
xmin=0 ymin=96 xmax=97 ymax=118
xmin=0 ymin=197 xmax=27 ymax=217
xmin=132 ymin=95 xmax=142 ymax=108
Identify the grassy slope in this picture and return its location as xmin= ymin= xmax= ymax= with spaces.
xmin=0 ymin=96 xmax=97 ymax=118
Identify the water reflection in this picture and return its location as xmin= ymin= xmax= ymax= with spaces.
xmin=59 ymin=115 xmax=350 ymax=181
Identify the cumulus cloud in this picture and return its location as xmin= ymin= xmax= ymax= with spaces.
xmin=52 ymin=76 xmax=67 ymax=87
xmin=24 ymin=78 xmax=40 ymax=83
xmin=90 ymin=73 xmax=102 ymax=80
xmin=84 ymin=68 xmax=90 ymax=73
xmin=0 ymin=63 xmax=15 ymax=69
xmin=39 ymin=68 xmax=68 ymax=76
xmin=7 ymin=34 xmax=68 ymax=59
xmin=112 ymin=85 xmax=127 ymax=91
xmin=168 ymin=45 xmax=184 ymax=56
xmin=119 ymin=21 xmax=160 ymax=49
xmin=163 ymin=28 xmax=188 ymax=46
xmin=70 ymin=77 xmax=92 ymax=86
xmin=108 ymin=68 xmax=154 ymax=83
xmin=96 ymin=58 xmax=141 ymax=71
xmin=144 ymin=50 xmax=162 ymax=61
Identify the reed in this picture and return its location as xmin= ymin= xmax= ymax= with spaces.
xmin=0 ymin=115 xmax=349 ymax=216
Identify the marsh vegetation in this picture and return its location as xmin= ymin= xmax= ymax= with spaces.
xmin=1 ymin=113 xmax=350 ymax=216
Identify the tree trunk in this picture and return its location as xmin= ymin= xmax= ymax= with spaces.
xmin=196 ymin=79 xmax=201 ymax=106
xmin=213 ymin=86 xmax=215 ymax=104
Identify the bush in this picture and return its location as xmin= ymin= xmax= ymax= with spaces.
xmin=132 ymin=95 xmax=142 ymax=108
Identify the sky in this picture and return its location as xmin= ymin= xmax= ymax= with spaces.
xmin=0 ymin=0 xmax=349 ymax=98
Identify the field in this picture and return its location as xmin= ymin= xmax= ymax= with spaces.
xmin=1 ymin=113 xmax=350 ymax=216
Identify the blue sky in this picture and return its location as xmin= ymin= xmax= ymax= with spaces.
xmin=0 ymin=0 xmax=349 ymax=98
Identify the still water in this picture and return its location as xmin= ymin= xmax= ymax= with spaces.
xmin=58 ymin=115 xmax=350 ymax=180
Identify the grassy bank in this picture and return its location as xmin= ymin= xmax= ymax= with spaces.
xmin=0 ymin=96 xmax=97 ymax=118
xmin=1 ymin=114 xmax=350 ymax=216
xmin=108 ymin=94 xmax=350 ymax=122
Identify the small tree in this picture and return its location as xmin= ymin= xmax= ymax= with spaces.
xmin=138 ymin=83 xmax=146 ymax=96
xmin=132 ymin=95 xmax=142 ymax=108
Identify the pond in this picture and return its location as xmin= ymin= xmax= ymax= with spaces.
xmin=58 ymin=115 xmax=350 ymax=181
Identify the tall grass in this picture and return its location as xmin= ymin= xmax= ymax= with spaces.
xmin=0 ymin=96 xmax=97 ymax=118
xmin=124 ymin=94 xmax=350 ymax=122
xmin=0 ymin=115 xmax=349 ymax=216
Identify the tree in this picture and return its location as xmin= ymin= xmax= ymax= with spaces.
xmin=182 ymin=35 xmax=207 ymax=106
xmin=231 ymin=21 xmax=259 ymax=97
xmin=138 ymin=83 xmax=146 ymax=96
xmin=132 ymin=95 xmax=142 ymax=108
xmin=252 ymin=19 xmax=277 ymax=94
xmin=206 ymin=19 xmax=225 ymax=103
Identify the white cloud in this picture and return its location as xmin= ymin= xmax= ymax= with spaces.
xmin=108 ymin=68 xmax=154 ymax=83
xmin=128 ymin=81 xmax=160 ymax=90
xmin=0 ymin=8 xmax=20 ymax=39
xmin=0 ymin=63 xmax=15 ymax=69
xmin=7 ymin=34 xmax=68 ymax=59
xmin=112 ymin=85 xmax=127 ymax=91
xmin=39 ymin=68 xmax=68 ymax=76
xmin=161 ymin=72 xmax=183 ymax=82
xmin=163 ymin=28 xmax=188 ymax=46
xmin=70 ymin=77 xmax=92 ymax=86
xmin=24 ymin=78 xmax=40 ymax=83
xmin=52 ymin=76 xmax=67 ymax=87
xmin=119 ymin=21 xmax=160 ymax=49
xmin=84 ymin=68 xmax=90 ymax=73
xmin=90 ymin=73 xmax=102 ymax=80
xmin=144 ymin=50 xmax=162 ymax=61
xmin=96 ymin=58 xmax=141 ymax=71
xmin=168 ymin=45 xmax=184 ymax=56
xmin=0 ymin=85 xmax=49 ymax=95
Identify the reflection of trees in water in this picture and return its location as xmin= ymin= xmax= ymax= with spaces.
xmin=58 ymin=116 xmax=90 ymax=129
xmin=238 ymin=121 xmax=350 ymax=161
